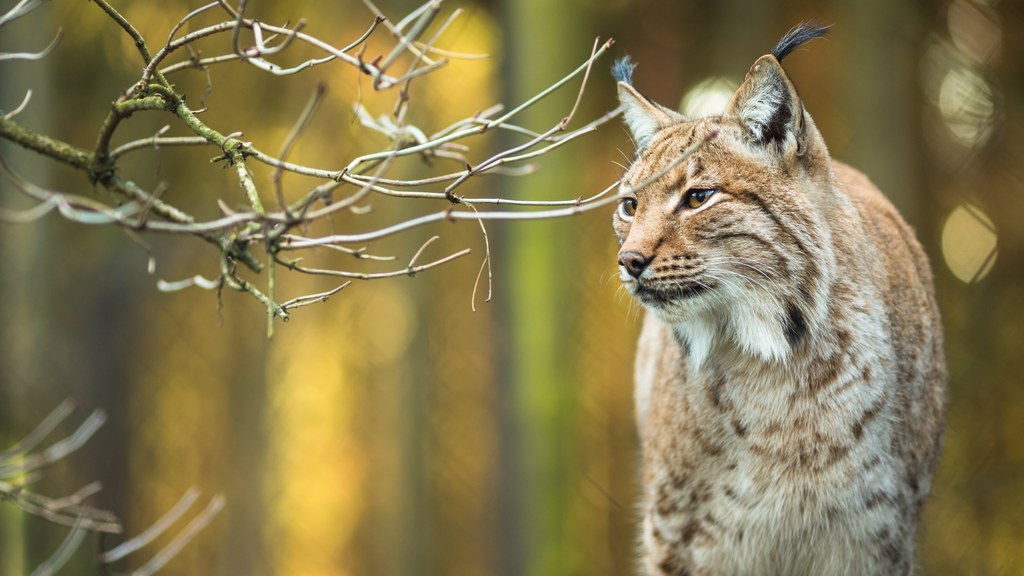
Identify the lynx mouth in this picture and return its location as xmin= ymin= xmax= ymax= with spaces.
xmin=633 ymin=281 xmax=713 ymax=305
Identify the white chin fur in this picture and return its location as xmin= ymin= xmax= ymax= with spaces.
xmin=726 ymin=295 xmax=791 ymax=362
xmin=655 ymin=287 xmax=790 ymax=368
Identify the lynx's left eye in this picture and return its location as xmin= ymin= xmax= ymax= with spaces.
xmin=618 ymin=197 xmax=638 ymax=220
xmin=682 ymin=188 xmax=715 ymax=210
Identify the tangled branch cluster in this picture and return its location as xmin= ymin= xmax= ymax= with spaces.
xmin=0 ymin=0 xmax=625 ymax=335
xmin=1 ymin=399 xmax=224 ymax=575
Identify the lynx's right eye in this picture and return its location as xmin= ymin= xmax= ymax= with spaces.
xmin=618 ymin=198 xmax=638 ymax=220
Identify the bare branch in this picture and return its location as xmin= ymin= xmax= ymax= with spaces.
xmin=0 ymin=28 xmax=61 ymax=62
xmin=341 ymin=14 xmax=387 ymax=53
xmin=278 ymin=129 xmax=715 ymax=250
xmin=0 ymin=480 xmax=122 ymax=533
xmin=160 ymin=53 xmax=240 ymax=75
xmin=3 ymin=409 xmax=106 ymax=478
xmin=111 ymin=134 xmax=210 ymax=159
xmin=273 ymin=83 xmax=326 ymax=212
xmin=280 ymin=282 xmax=352 ymax=312
xmin=128 ymin=494 xmax=226 ymax=576
xmin=0 ymin=399 xmax=230 ymax=575
xmin=45 ymin=481 xmax=104 ymax=511
xmin=157 ymin=275 xmax=221 ymax=292
xmin=376 ymin=0 xmax=441 ymax=82
xmin=463 ymin=203 xmax=492 ymax=311
xmin=248 ymin=18 xmax=304 ymax=57
xmin=486 ymin=37 xmax=614 ymax=129
xmin=0 ymin=0 xmax=45 ymax=28
xmin=0 ymin=399 xmax=75 ymax=463
xmin=0 ymin=401 xmax=123 ymax=534
xmin=4 ymin=89 xmax=33 ymax=120
xmin=30 ymin=517 xmax=89 ymax=576
xmin=166 ymin=1 xmax=219 ymax=45
xmin=100 ymin=488 xmax=201 ymax=564
xmin=0 ymin=0 xmax=622 ymax=323
xmin=278 ymin=246 xmax=471 ymax=280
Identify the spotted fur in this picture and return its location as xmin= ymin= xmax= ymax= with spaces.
xmin=613 ymin=26 xmax=946 ymax=576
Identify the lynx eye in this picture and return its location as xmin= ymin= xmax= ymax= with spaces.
xmin=618 ymin=197 xmax=638 ymax=220
xmin=682 ymin=188 xmax=715 ymax=210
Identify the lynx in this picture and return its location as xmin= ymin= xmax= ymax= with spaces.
xmin=611 ymin=25 xmax=947 ymax=576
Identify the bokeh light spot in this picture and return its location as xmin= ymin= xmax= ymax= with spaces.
xmin=679 ymin=77 xmax=738 ymax=118
xmin=941 ymin=204 xmax=998 ymax=283
xmin=948 ymin=0 xmax=1002 ymax=65
xmin=938 ymin=66 xmax=996 ymax=148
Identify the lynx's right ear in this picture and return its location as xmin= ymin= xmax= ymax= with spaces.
xmin=614 ymin=57 xmax=685 ymax=152
xmin=724 ymin=23 xmax=829 ymax=154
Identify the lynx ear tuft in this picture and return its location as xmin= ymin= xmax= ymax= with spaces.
xmin=614 ymin=57 xmax=685 ymax=152
xmin=772 ymin=22 xmax=830 ymax=61
xmin=612 ymin=56 xmax=636 ymax=85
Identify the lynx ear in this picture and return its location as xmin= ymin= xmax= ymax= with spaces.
xmin=725 ymin=23 xmax=829 ymax=153
xmin=725 ymin=55 xmax=805 ymax=152
xmin=614 ymin=57 xmax=685 ymax=152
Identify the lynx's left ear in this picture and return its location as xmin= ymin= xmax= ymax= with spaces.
xmin=614 ymin=57 xmax=685 ymax=152
xmin=725 ymin=23 xmax=829 ymax=154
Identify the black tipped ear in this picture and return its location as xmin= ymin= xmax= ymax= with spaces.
xmin=724 ymin=55 xmax=804 ymax=152
xmin=614 ymin=57 xmax=685 ymax=152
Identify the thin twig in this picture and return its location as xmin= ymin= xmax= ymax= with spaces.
xmin=342 ymin=38 xmax=613 ymax=173
xmin=280 ymin=282 xmax=351 ymax=311
xmin=0 ymin=0 xmax=44 ymax=28
xmin=273 ymin=83 xmax=326 ymax=212
xmin=278 ymin=247 xmax=471 ymax=280
xmin=559 ymin=36 xmax=602 ymax=130
xmin=129 ymin=495 xmax=225 ymax=576
xmin=361 ymin=0 xmax=437 ymax=66
xmin=161 ymin=53 xmax=240 ymax=74
xmin=2 ymin=409 xmax=106 ymax=478
xmin=166 ymin=1 xmax=219 ymax=45
xmin=30 ymin=516 xmax=89 ymax=576
xmin=157 ymin=275 xmax=221 ymax=292
xmin=99 ymin=488 xmax=201 ymax=564
xmin=3 ymin=89 xmax=33 ymax=119
xmin=0 ymin=29 xmax=62 ymax=62
xmin=463 ymin=202 xmax=492 ymax=311
xmin=0 ymin=399 xmax=76 ymax=463
xmin=0 ymin=480 xmax=121 ymax=533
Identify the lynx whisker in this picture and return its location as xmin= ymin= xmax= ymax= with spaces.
xmin=704 ymin=258 xmax=781 ymax=285
xmin=602 ymin=269 xmax=622 ymax=288
xmin=705 ymin=268 xmax=775 ymax=297
xmin=707 ymin=256 xmax=779 ymax=278
xmin=699 ymin=272 xmax=744 ymax=296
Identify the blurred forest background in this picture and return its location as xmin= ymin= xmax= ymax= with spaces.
xmin=1 ymin=0 xmax=1021 ymax=574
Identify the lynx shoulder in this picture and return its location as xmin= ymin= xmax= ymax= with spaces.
xmin=611 ymin=24 xmax=947 ymax=576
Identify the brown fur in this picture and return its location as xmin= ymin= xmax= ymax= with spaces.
xmin=613 ymin=29 xmax=946 ymax=576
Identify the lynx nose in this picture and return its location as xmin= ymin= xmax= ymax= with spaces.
xmin=618 ymin=251 xmax=652 ymax=279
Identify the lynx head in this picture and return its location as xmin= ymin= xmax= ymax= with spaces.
xmin=612 ymin=24 xmax=835 ymax=365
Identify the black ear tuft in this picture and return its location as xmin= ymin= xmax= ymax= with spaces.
xmin=772 ymin=22 xmax=830 ymax=61
xmin=612 ymin=56 xmax=636 ymax=85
